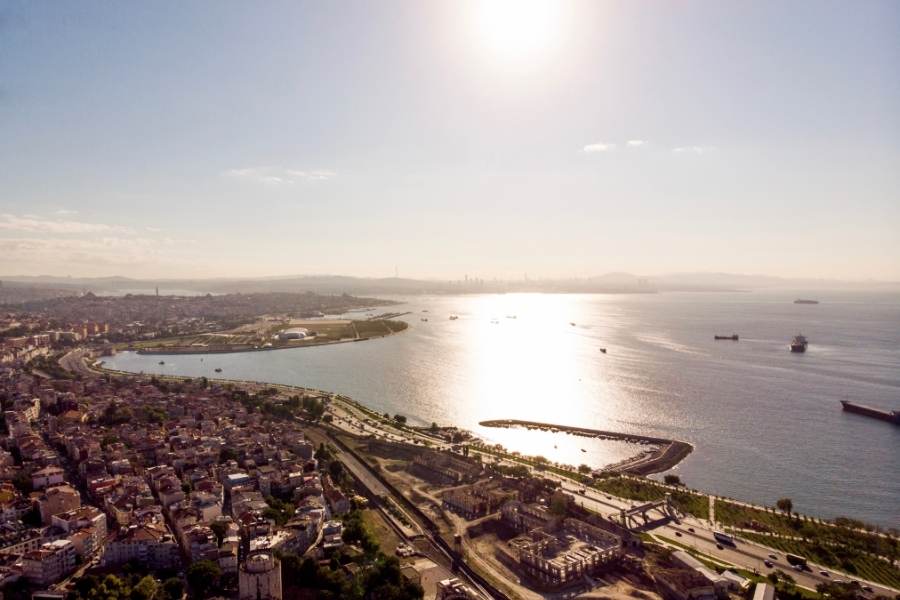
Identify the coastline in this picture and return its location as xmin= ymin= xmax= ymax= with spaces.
xmin=127 ymin=316 xmax=410 ymax=355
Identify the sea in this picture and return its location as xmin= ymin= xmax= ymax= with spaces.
xmin=102 ymin=291 xmax=900 ymax=528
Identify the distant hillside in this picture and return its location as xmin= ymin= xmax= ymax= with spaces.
xmin=1 ymin=272 xmax=897 ymax=297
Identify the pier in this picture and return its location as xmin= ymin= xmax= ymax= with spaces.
xmin=478 ymin=419 xmax=693 ymax=475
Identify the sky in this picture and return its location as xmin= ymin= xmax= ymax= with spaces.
xmin=1 ymin=0 xmax=898 ymax=281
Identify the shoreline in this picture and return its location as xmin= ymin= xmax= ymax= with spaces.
xmin=479 ymin=418 xmax=693 ymax=476
xmin=127 ymin=315 xmax=410 ymax=355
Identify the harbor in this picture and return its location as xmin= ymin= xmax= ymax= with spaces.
xmin=479 ymin=419 xmax=693 ymax=476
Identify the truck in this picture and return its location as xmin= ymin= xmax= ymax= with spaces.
xmin=714 ymin=531 xmax=735 ymax=546
xmin=786 ymin=553 xmax=808 ymax=568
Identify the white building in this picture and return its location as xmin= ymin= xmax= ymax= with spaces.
xmin=23 ymin=539 xmax=76 ymax=586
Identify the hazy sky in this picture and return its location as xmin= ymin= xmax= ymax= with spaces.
xmin=1 ymin=1 xmax=898 ymax=280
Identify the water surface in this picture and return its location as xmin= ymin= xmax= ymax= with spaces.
xmin=104 ymin=291 xmax=900 ymax=527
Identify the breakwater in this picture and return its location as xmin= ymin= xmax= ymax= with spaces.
xmin=479 ymin=419 xmax=693 ymax=475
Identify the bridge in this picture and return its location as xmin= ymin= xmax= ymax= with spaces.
xmin=614 ymin=493 xmax=680 ymax=530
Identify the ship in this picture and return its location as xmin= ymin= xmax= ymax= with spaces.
xmin=714 ymin=334 xmax=739 ymax=341
xmin=840 ymin=400 xmax=900 ymax=425
xmin=794 ymin=299 xmax=819 ymax=304
xmin=790 ymin=334 xmax=808 ymax=353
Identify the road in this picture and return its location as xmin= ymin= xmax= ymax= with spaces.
xmin=555 ymin=481 xmax=898 ymax=598
xmin=59 ymin=347 xmax=98 ymax=377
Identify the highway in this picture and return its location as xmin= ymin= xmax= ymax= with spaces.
xmin=557 ymin=481 xmax=898 ymax=598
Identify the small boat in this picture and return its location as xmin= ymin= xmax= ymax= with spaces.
xmin=506 ymin=315 xmax=517 ymax=319
xmin=449 ymin=315 xmax=459 ymax=320
xmin=570 ymin=322 xmax=576 ymax=327
xmin=790 ymin=334 xmax=808 ymax=353
xmin=580 ymin=448 xmax=587 ymax=453
xmin=214 ymin=367 xmax=222 ymax=373
xmin=158 ymin=361 xmax=165 ymax=365
xmin=714 ymin=334 xmax=739 ymax=341
xmin=599 ymin=348 xmax=607 ymax=354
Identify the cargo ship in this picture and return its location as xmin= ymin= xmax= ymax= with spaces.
xmin=790 ymin=334 xmax=808 ymax=353
xmin=840 ymin=401 xmax=900 ymax=425
xmin=714 ymin=334 xmax=739 ymax=341
xmin=794 ymin=299 xmax=819 ymax=304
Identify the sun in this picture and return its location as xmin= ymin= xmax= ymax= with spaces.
xmin=475 ymin=0 xmax=563 ymax=63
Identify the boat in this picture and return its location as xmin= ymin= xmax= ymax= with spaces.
xmin=449 ymin=315 xmax=459 ymax=320
xmin=158 ymin=361 xmax=165 ymax=365
xmin=599 ymin=348 xmax=607 ymax=354
xmin=506 ymin=315 xmax=517 ymax=319
xmin=580 ymin=448 xmax=587 ymax=452
xmin=790 ymin=334 xmax=808 ymax=353
xmin=714 ymin=334 xmax=739 ymax=341
xmin=794 ymin=299 xmax=819 ymax=305
xmin=214 ymin=368 xmax=222 ymax=373
xmin=570 ymin=322 xmax=576 ymax=327
xmin=840 ymin=400 xmax=900 ymax=425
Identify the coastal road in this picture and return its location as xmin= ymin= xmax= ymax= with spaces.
xmin=557 ymin=483 xmax=898 ymax=597
xmin=59 ymin=347 xmax=98 ymax=377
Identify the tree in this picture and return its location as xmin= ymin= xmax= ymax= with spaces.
xmin=777 ymin=498 xmax=793 ymax=515
xmin=131 ymin=575 xmax=159 ymax=600
xmin=328 ymin=460 xmax=345 ymax=483
xmin=578 ymin=464 xmax=592 ymax=474
xmin=186 ymin=560 xmax=221 ymax=598
xmin=393 ymin=414 xmax=407 ymax=425
xmin=664 ymin=474 xmax=683 ymax=486
xmin=430 ymin=422 xmax=439 ymax=432
xmin=549 ymin=492 xmax=569 ymax=516
xmin=210 ymin=520 xmax=228 ymax=546
xmin=219 ymin=447 xmax=239 ymax=464
xmin=161 ymin=577 xmax=185 ymax=600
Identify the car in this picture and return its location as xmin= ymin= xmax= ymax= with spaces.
xmin=675 ymin=531 xmax=682 ymax=537
xmin=764 ymin=560 xmax=774 ymax=568
xmin=794 ymin=565 xmax=804 ymax=572
xmin=716 ymin=543 xmax=724 ymax=550
xmin=820 ymin=570 xmax=829 ymax=577
xmin=688 ymin=527 xmax=695 ymax=533
xmin=768 ymin=554 xmax=778 ymax=560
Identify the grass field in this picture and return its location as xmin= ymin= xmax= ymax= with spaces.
xmin=593 ymin=477 xmax=710 ymax=520
xmin=715 ymin=500 xmax=898 ymax=562
xmin=739 ymin=532 xmax=900 ymax=589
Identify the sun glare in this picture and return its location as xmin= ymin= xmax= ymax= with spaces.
xmin=475 ymin=0 xmax=563 ymax=63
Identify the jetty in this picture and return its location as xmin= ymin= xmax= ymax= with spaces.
xmin=840 ymin=400 xmax=900 ymax=425
xmin=479 ymin=419 xmax=693 ymax=475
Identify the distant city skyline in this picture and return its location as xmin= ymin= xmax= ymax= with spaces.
xmin=1 ymin=1 xmax=898 ymax=280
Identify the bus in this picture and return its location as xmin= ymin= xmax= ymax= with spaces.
xmin=714 ymin=531 xmax=735 ymax=545
xmin=786 ymin=553 xmax=808 ymax=568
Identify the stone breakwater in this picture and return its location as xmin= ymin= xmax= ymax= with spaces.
xmin=478 ymin=419 xmax=693 ymax=476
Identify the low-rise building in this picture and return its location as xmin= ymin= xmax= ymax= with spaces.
xmin=23 ymin=539 xmax=76 ymax=586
